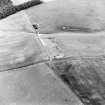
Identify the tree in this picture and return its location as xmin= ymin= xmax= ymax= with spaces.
xmin=0 ymin=0 xmax=12 ymax=7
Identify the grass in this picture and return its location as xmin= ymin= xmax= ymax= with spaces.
xmin=26 ymin=0 xmax=105 ymax=34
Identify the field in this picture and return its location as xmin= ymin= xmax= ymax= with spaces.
xmin=0 ymin=0 xmax=105 ymax=105
xmin=26 ymin=0 xmax=105 ymax=34
xmin=26 ymin=1 xmax=105 ymax=104
xmin=0 ymin=2 xmax=82 ymax=105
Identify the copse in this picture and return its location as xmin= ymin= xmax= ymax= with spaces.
xmin=0 ymin=0 xmax=42 ymax=19
xmin=0 ymin=0 xmax=12 ymax=7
